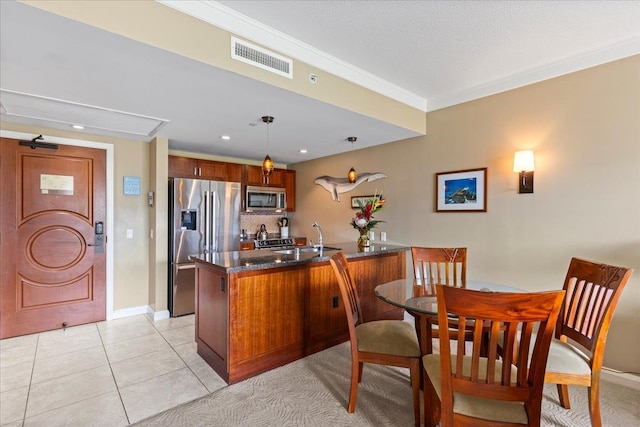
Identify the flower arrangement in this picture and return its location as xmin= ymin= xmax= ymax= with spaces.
xmin=351 ymin=192 xmax=386 ymax=233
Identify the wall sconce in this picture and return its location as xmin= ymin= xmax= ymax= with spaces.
xmin=513 ymin=150 xmax=535 ymax=193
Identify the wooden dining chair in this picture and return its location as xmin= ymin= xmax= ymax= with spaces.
xmin=544 ymin=257 xmax=633 ymax=427
xmin=411 ymin=247 xmax=467 ymax=291
xmin=329 ymin=252 xmax=421 ymax=427
xmin=410 ymin=247 xmax=468 ymax=354
xmin=423 ymin=285 xmax=565 ymax=427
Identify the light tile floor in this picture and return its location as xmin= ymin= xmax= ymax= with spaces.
xmin=0 ymin=314 xmax=227 ymax=426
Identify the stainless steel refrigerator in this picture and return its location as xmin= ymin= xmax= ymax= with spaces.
xmin=169 ymin=178 xmax=241 ymax=316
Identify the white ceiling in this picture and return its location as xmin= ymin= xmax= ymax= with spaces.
xmin=1 ymin=0 xmax=639 ymax=165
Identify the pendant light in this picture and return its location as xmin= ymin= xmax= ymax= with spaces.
xmin=347 ymin=136 xmax=358 ymax=183
xmin=261 ymin=116 xmax=274 ymax=178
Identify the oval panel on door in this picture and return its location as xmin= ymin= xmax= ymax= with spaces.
xmin=27 ymin=226 xmax=85 ymax=270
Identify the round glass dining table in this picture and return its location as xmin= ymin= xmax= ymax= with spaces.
xmin=374 ymin=279 xmax=523 ymax=355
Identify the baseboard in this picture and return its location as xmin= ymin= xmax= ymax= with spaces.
xmin=112 ymin=305 xmax=151 ymax=319
xmin=111 ymin=305 xmax=171 ymax=321
xmin=601 ymin=369 xmax=640 ymax=391
xmin=151 ymin=309 xmax=171 ymax=321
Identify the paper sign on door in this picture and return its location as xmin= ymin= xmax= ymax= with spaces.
xmin=40 ymin=174 xmax=74 ymax=195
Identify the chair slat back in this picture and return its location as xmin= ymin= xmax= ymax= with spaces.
xmin=559 ymin=258 xmax=633 ymax=358
xmin=436 ymin=285 xmax=565 ymax=424
xmin=411 ymin=247 xmax=467 ymax=293
xmin=330 ymin=252 xmax=363 ymax=331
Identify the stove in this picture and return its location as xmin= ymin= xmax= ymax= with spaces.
xmin=254 ymin=237 xmax=295 ymax=250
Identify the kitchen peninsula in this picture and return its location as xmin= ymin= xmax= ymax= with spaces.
xmin=192 ymin=243 xmax=408 ymax=384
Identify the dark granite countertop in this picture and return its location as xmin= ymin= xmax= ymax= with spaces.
xmin=191 ymin=242 xmax=409 ymax=273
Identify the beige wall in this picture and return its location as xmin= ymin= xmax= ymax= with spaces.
xmin=112 ymin=139 xmax=151 ymax=310
xmin=291 ymin=56 xmax=640 ymax=372
xmin=149 ymin=138 xmax=169 ymax=314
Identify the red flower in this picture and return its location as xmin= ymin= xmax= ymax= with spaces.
xmin=350 ymin=192 xmax=386 ymax=232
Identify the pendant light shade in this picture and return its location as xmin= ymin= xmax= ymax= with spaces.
xmin=261 ymin=116 xmax=274 ymax=177
xmin=347 ymin=136 xmax=357 ymax=183
xmin=262 ymin=154 xmax=274 ymax=176
xmin=348 ymin=167 xmax=357 ymax=183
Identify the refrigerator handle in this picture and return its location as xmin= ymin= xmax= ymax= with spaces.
xmin=204 ymin=190 xmax=211 ymax=252
xmin=211 ymin=189 xmax=218 ymax=252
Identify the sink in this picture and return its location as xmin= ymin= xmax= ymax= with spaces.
xmin=272 ymin=246 xmax=341 ymax=254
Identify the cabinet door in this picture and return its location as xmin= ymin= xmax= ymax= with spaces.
xmin=168 ymin=156 xmax=198 ymax=178
xmin=195 ymin=266 xmax=228 ymax=370
xmin=284 ymin=169 xmax=296 ymax=211
xmin=244 ymin=165 xmax=267 ymax=186
xmin=199 ymin=160 xmax=231 ymax=181
xmin=269 ymin=169 xmax=286 ymax=187
xmin=225 ymin=163 xmax=243 ymax=183
xmin=244 ymin=165 xmax=286 ymax=186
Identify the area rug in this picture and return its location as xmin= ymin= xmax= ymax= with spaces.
xmin=133 ymin=342 xmax=640 ymax=426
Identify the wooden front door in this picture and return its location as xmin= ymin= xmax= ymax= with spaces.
xmin=0 ymin=138 xmax=107 ymax=339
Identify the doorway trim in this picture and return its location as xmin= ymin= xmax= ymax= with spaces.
xmin=1 ymin=130 xmax=115 ymax=320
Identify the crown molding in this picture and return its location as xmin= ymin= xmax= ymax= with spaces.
xmin=427 ymin=37 xmax=640 ymax=112
xmin=158 ymin=0 xmax=427 ymax=112
xmin=159 ymin=1 xmax=638 ymax=115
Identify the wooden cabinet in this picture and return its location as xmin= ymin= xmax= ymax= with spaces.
xmin=170 ymin=156 xmax=296 ymax=211
xmin=194 ymin=265 xmax=228 ymax=379
xmin=194 ymin=250 xmax=405 ymax=384
xmin=284 ymin=169 xmax=296 ymax=212
xmin=243 ymin=164 xmax=286 ymax=187
xmin=168 ymin=156 xmax=242 ymax=182
xmin=239 ymin=242 xmax=255 ymax=251
xmin=230 ymin=267 xmax=307 ymax=377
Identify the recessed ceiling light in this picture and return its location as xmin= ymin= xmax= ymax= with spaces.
xmin=299 ymin=149 xmax=308 ymax=154
xmin=220 ymin=135 xmax=230 ymax=140
xmin=72 ymin=124 xmax=85 ymax=130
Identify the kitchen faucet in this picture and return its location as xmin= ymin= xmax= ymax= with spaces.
xmin=311 ymin=221 xmax=323 ymax=250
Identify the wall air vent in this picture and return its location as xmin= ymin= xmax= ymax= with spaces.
xmin=231 ymin=37 xmax=293 ymax=79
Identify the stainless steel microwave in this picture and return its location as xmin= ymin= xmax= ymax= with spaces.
xmin=245 ymin=186 xmax=287 ymax=211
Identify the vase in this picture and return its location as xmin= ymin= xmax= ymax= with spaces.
xmin=357 ymin=230 xmax=370 ymax=248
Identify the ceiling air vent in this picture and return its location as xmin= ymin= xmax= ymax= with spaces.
xmin=231 ymin=37 xmax=293 ymax=79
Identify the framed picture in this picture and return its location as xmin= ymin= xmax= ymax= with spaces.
xmin=435 ymin=167 xmax=487 ymax=212
xmin=351 ymin=195 xmax=378 ymax=209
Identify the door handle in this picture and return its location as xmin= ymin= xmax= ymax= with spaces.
xmin=89 ymin=221 xmax=105 ymax=253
